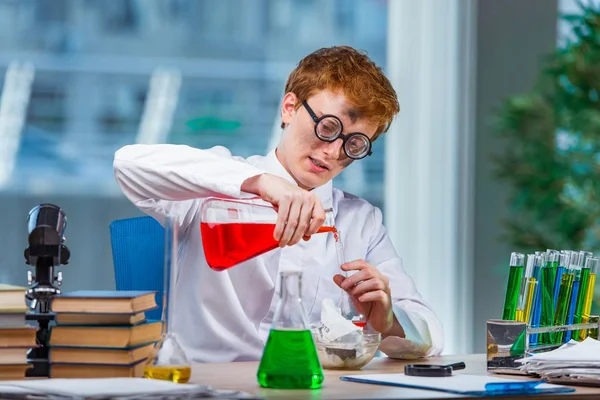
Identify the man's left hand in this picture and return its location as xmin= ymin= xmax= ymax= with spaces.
xmin=333 ymin=259 xmax=394 ymax=334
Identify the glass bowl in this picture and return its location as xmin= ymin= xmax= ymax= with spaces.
xmin=313 ymin=331 xmax=381 ymax=370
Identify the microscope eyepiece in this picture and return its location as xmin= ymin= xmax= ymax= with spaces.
xmin=24 ymin=204 xmax=70 ymax=266
xmin=27 ymin=203 xmax=67 ymax=245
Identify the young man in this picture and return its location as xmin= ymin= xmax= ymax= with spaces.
xmin=113 ymin=46 xmax=444 ymax=362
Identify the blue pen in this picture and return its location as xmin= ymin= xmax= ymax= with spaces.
xmin=485 ymin=380 xmax=546 ymax=393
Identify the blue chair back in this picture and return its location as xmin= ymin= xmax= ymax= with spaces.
xmin=109 ymin=216 xmax=164 ymax=321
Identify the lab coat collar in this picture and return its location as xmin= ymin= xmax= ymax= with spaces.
xmin=263 ymin=149 xmax=334 ymax=215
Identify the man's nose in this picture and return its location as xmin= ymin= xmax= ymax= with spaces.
xmin=322 ymin=138 xmax=344 ymax=159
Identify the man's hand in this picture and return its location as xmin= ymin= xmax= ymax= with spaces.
xmin=241 ymin=173 xmax=326 ymax=247
xmin=333 ymin=260 xmax=395 ymax=335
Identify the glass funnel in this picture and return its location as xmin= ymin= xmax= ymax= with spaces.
xmin=200 ymin=197 xmax=336 ymax=271
xmin=257 ymin=269 xmax=324 ymax=389
xmin=143 ymin=216 xmax=191 ymax=383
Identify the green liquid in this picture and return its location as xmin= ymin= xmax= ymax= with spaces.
xmin=546 ymin=261 xmax=558 ymax=291
xmin=257 ymin=329 xmax=323 ymax=389
xmin=510 ymin=330 xmax=526 ymax=357
xmin=574 ymin=268 xmax=591 ymax=338
xmin=502 ymin=265 xmax=523 ymax=320
xmin=552 ymin=272 xmax=574 ymax=344
xmin=540 ymin=266 xmax=556 ymax=344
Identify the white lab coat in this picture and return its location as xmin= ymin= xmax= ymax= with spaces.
xmin=113 ymin=144 xmax=444 ymax=362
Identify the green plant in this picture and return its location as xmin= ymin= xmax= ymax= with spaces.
xmin=493 ymin=1 xmax=600 ymax=314
xmin=493 ymin=1 xmax=600 ymax=254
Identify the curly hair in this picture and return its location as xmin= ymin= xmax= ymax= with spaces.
xmin=282 ymin=46 xmax=400 ymax=139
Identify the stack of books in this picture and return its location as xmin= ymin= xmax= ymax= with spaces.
xmin=0 ymin=283 xmax=37 ymax=380
xmin=48 ymin=290 xmax=162 ymax=378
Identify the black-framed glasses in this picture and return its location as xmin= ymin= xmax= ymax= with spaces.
xmin=302 ymin=100 xmax=373 ymax=160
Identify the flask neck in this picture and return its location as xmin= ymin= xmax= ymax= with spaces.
xmin=280 ymin=271 xmax=302 ymax=301
xmin=272 ymin=270 xmax=310 ymax=330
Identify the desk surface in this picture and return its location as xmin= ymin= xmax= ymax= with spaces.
xmin=190 ymin=354 xmax=600 ymax=399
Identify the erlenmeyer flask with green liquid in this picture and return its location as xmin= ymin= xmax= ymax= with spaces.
xmin=257 ymin=269 xmax=324 ymax=389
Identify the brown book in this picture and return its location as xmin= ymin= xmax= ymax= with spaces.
xmin=49 ymin=321 xmax=162 ymax=348
xmin=0 ymin=347 xmax=29 ymax=364
xmin=50 ymin=360 xmax=146 ymax=378
xmin=0 ymin=312 xmax=27 ymax=327
xmin=50 ymin=291 xmax=157 ymax=314
xmin=0 ymin=364 xmax=30 ymax=380
xmin=0 ymin=284 xmax=27 ymax=311
xmin=0 ymin=347 xmax=30 ymax=365
xmin=50 ymin=342 xmax=155 ymax=365
xmin=0 ymin=326 xmax=37 ymax=348
xmin=55 ymin=312 xmax=146 ymax=326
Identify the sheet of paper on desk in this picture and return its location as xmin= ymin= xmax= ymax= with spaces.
xmin=339 ymin=373 xmax=575 ymax=395
xmin=0 ymin=378 xmax=253 ymax=399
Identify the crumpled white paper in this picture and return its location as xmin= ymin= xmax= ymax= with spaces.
xmin=320 ymin=298 xmax=361 ymax=342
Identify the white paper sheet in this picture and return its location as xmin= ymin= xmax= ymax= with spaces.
xmin=0 ymin=378 xmax=250 ymax=399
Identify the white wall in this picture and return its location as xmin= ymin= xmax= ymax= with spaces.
xmin=385 ymin=0 xmax=477 ymax=355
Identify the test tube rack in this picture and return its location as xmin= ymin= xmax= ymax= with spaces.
xmin=486 ymin=318 xmax=600 ymax=374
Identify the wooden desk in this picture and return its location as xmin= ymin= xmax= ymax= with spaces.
xmin=191 ymin=354 xmax=600 ymax=399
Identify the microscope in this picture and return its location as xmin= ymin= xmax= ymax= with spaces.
xmin=23 ymin=204 xmax=70 ymax=378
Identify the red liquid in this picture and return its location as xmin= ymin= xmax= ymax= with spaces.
xmin=352 ymin=321 xmax=366 ymax=328
xmin=201 ymin=223 xmax=336 ymax=271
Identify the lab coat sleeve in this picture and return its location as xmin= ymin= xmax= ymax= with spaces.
xmin=113 ymin=144 xmax=264 ymax=230
xmin=365 ymin=207 xmax=445 ymax=359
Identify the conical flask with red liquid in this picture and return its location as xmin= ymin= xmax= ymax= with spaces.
xmin=200 ymin=198 xmax=335 ymax=271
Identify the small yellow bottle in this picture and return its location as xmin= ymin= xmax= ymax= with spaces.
xmin=144 ymin=364 xmax=191 ymax=384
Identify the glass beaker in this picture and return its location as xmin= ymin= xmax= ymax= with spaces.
xmin=144 ymin=216 xmax=192 ymax=383
xmin=257 ymin=269 xmax=324 ymax=389
xmin=200 ymin=197 xmax=336 ymax=271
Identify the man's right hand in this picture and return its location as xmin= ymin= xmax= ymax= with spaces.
xmin=241 ymin=173 xmax=326 ymax=247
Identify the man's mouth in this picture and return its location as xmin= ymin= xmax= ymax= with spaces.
xmin=309 ymin=157 xmax=329 ymax=170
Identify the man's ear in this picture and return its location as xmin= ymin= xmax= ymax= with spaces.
xmin=281 ymin=92 xmax=298 ymax=127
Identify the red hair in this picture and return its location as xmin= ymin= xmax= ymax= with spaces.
xmin=283 ymin=46 xmax=399 ymax=139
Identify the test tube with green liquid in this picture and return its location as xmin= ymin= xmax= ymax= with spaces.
xmin=546 ymin=249 xmax=560 ymax=282
xmin=576 ymin=256 xmax=598 ymax=340
xmin=552 ymin=252 xmax=575 ymax=344
xmin=554 ymin=251 xmax=571 ymax=308
xmin=502 ymin=252 xmax=525 ymax=321
xmin=573 ymin=252 xmax=593 ymax=329
xmin=540 ymin=251 xmax=559 ymax=344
